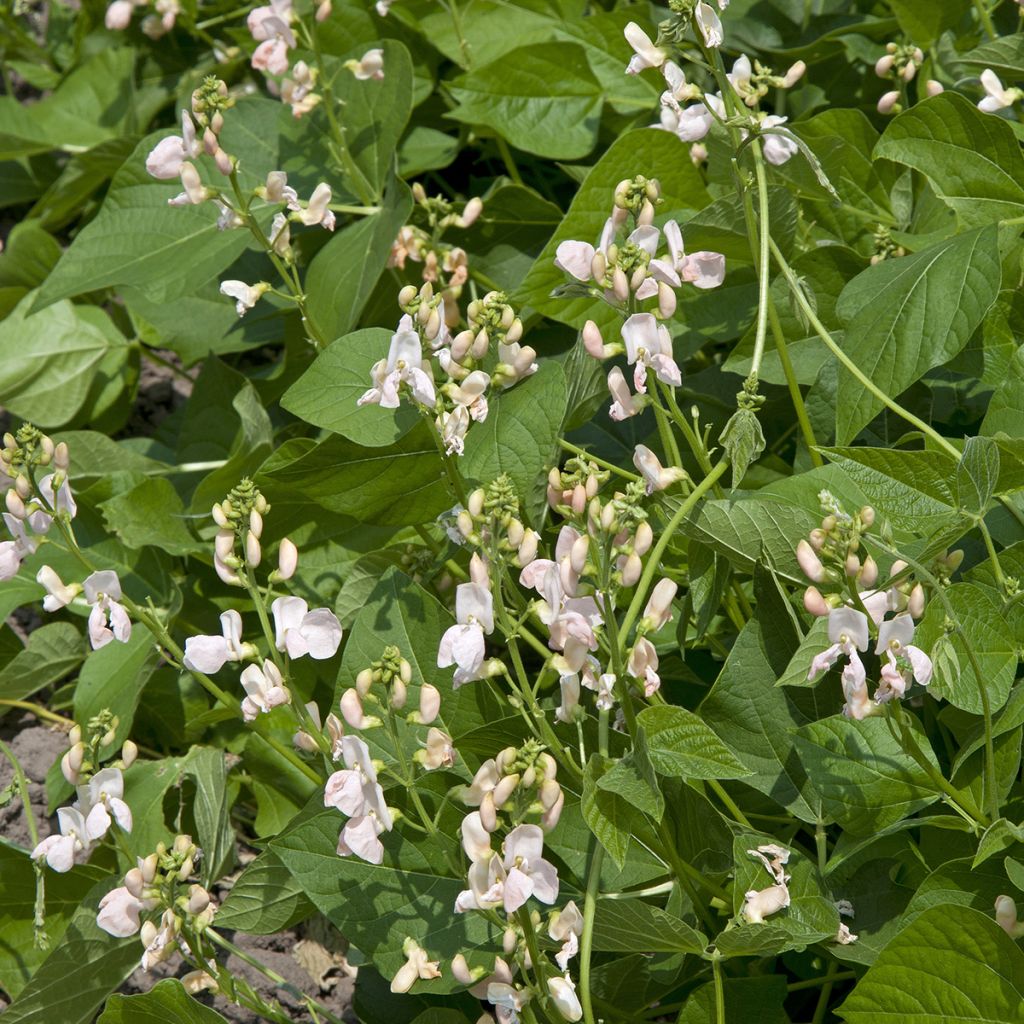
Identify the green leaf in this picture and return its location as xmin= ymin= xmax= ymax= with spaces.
xmin=181 ymin=746 xmax=235 ymax=886
xmin=0 ymin=292 xmax=120 ymax=427
xmin=819 ymin=447 xmax=961 ymax=533
xmin=676 ymin=977 xmax=789 ymax=1024
xmin=719 ymin=408 xmax=766 ymax=489
xmin=98 ymin=477 xmax=198 ymax=555
xmin=901 ymin=857 xmax=1016 ymax=930
xmin=462 ymin=362 xmax=568 ymax=526
xmin=700 ymin=622 xmax=817 ymax=822
xmin=838 ymin=905 xmax=1024 ymax=1024
xmin=272 ymin=810 xmax=496 ymax=990
xmin=0 ymin=622 xmax=84 ymax=706
xmin=636 ymin=705 xmax=750 ymax=780
xmin=281 ymin=328 xmax=420 ymax=447
xmin=98 ymin=979 xmax=230 ymax=1023
xmin=973 ymin=819 xmax=1024 ymax=868
xmin=886 ymin=0 xmax=969 ymax=46
xmin=215 ymin=850 xmax=315 ymax=933
xmin=332 ymin=39 xmax=413 ymax=199
xmin=582 ymin=754 xmax=639 ymax=869
xmin=951 ymin=34 xmax=1024 ymax=79
xmin=873 ymin=93 xmax=1024 ymax=228
xmin=794 ymin=716 xmax=940 ymax=835
xmin=305 ymin=180 xmax=413 ymax=343
xmin=258 ymin=423 xmax=450 ymax=528
xmin=916 ymin=584 xmax=1017 ymax=714
xmin=593 ymin=899 xmax=706 ymax=954
xmin=834 ymin=226 xmax=1001 ymax=443
xmin=448 ymin=43 xmax=602 ymax=160
xmin=55 ymin=431 xmax=169 ymax=482
xmin=596 ymin=728 xmax=665 ymax=821
xmin=956 ymin=435 xmax=1000 ymax=513
xmin=515 ymin=128 xmax=709 ymax=328
xmin=73 ymin=630 xmax=158 ymax=751
xmin=0 ymin=845 xmax=104 ymax=997
xmin=1 ymin=879 xmax=138 ymax=1024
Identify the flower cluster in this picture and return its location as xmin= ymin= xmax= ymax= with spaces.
xmin=0 ymin=425 xmax=74 ymax=582
xmin=32 ymin=712 xmax=137 ymax=873
xmin=104 ymin=0 xmax=179 ymax=37
xmin=797 ymin=496 xmax=933 ymax=718
xmin=97 ymin=833 xmax=218 ymax=982
xmin=357 ymin=282 xmax=535 ymax=456
xmin=874 ymin=42 xmax=942 ymax=115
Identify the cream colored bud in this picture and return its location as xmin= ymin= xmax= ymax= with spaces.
xmin=124 ymin=868 xmax=146 ymax=898
xmin=5 ymin=490 xmax=25 ymax=518
xmin=468 ymin=488 xmax=485 ymax=517
xmin=658 ymin=281 xmax=676 ymax=318
xmin=398 ymin=285 xmax=418 ymax=307
xmin=53 ymin=441 xmax=69 ymax=470
xmin=600 ymin=502 xmax=616 ymax=532
xmin=908 ymin=583 xmax=926 ymax=619
xmin=507 ymin=519 xmax=524 ymax=548
xmin=471 ymin=329 xmax=489 ymax=360
xmin=634 ymin=521 xmax=653 ymax=556
xmin=140 ymin=853 xmax=159 ymax=883
xmin=15 ymin=474 xmax=31 ymax=499
xmin=457 ymin=510 xmax=474 ymax=539
xmin=859 ymin=556 xmax=878 ymax=588
xmin=140 ymin=920 xmax=158 ymax=948
xmin=61 ymin=744 xmax=84 ymax=785
xmin=479 ymin=792 xmax=497 ymax=832
xmin=188 ymin=885 xmax=211 ymax=914
xmin=875 ymin=54 xmax=895 ymax=77
xmin=803 ymin=586 xmax=830 ymax=617
xmin=461 ymin=196 xmax=483 ymax=227
xmin=845 ymin=553 xmax=861 ymax=578
xmin=995 ymin=895 xmax=1020 ymax=936
xmin=277 ymin=537 xmax=298 ymax=580
xmin=391 ymin=679 xmax=408 ymax=710
xmin=570 ymin=535 xmax=589 ymax=574
xmin=582 ymin=320 xmax=605 ymax=359
xmin=496 ymin=746 xmax=517 ymax=774
xmin=638 ymin=199 xmax=655 ymax=226
xmin=214 ymin=529 xmax=234 ymax=561
xmin=877 ymin=90 xmax=901 ymax=114
xmin=506 ymin=318 xmax=524 ymax=344
xmin=212 ymin=503 xmax=229 ymax=528
xmin=590 ymin=251 xmax=607 ymax=282
xmin=178 ymin=856 xmax=195 ymax=881
xmin=356 ymin=668 xmax=374 ymax=696
xmin=782 ymin=60 xmax=806 ymax=87
xmin=340 ymin=687 xmax=366 ymax=728
xmin=517 ymin=530 xmax=538 ymax=566
xmin=452 ymin=953 xmax=475 ymax=985
xmin=249 ymin=509 xmax=263 ymax=538
xmin=411 ymin=182 xmax=427 ymax=203
xmin=121 ymin=739 xmax=138 ymax=769
xmin=797 ymin=539 xmax=826 ymax=582
xmin=629 ymin=265 xmax=647 ymax=293
xmin=245 ymin=530 xmax=261 ymax=567
xmin=924 ymin=79 xmax=944 ymax=97
xmin=612 ymin=266 xmax=629 ymax=302
xmin=68 ymin=724 xmax=82 ymax=747
xmin=493 ymin=773 xmax=519 ymax=808
xmin=418 ymin=683 xmax=441 ymax=724
xmin=521 ymin=764 xmax=536 ymax=789
xmin=621 ymin=551 xmax=643 ymax=587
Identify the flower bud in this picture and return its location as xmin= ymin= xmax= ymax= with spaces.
xmin=15 ymin=474 xmax=31 ymax=499
xmin=124 ymin=868 xmax=146 ymax=898
xmin=398 ymin=284 xmax=418 ymax=307
xmin=460 ymin=197 xmax=483 ymax=227
xmin=845 ymin=553 xmax=861 ymax=578
xmin=570 ymin=535 xmax=589 ymax=574
xmin=5 ymin=490 xmax=25 ymax=518
xmin=418 ymin=683 xmax=441 ymax=724
xmin=121 ymin=739 xmax=138 ymax=769
xmin=249 ymin=509 xmax=263 ymax=539
xmin=782 ymin=60 xmax=806 ymax=87
xmin=657 ymin=281 xmax=676 ymax=318
xmin=621 ymin=551 xmax=643 ymax=587
xmin=457 ymin=510 xmax=474 ymax=539
xmin=140 ymin=854 xmax=159 ymax=883
xmin=479 ymin=792 xmax=497 ymax=832
xmin=61 ymin=743 xmax=85 ymax=784
xmin=390 ymin=678 xmax=407 ymax=710
xmin=506 ymin=518 xmax=524 ymax=547
xmin=212 ymin=503 xmax=229 ymax=528
xmin=277 ymin=538 xmax=298 ymax=580
xmin=495 ymin=747 xmax=517 ymax=774
xmin=503 ymin=928 xmax=518 ymax=955
xmin=521 ymin=765 xmax=536 ymax=789
xmin=140 ymin=921 xmax=158 ymax=948
xmin=452 ymin=954 xmax=476 ymax=985
xmin=467 ymin=488 xmax=485 ymax=518
xmin=493 ymin=773 xmax=519 ymax=808
xmin=924 ymin=79 xmax=944 ymax=97
xmin=995 ymin=895 xmax=1021 ymax=936
xmin=803 ymin=586 xmax=830 ymax=617
xmin=316 ymin=0 xmax=331 ymax=19
xmin=340 ymin=688 xmax=366 ymax=728
xmin=69 ymin=725 xmax=82 ymax=747
xmin=214 ymin=530 xmax=234 ymax=561
xmin=590 ymin=251 xmax=607 ymax=282
xmin=245 ymin=530 xmax=261 ymax=567
xmin=875 ymin=54 xmax=895 ymax=77
xmin=908 ymin=582 xmax=925 ymax=619
xmin=797 ymin=539 xmax=826 ymax=582
xmin=53 ymin=442 xmax=70 ymax=471
xmin=859 ymin=556 xmax=878 ymax=588
xmin=612 ymin=267 xmax=629 ymax=302
xmin=517 ymin=529 xmax=538 ymax=566
xmin=541 ymin=786 xmax=565 ymax=830
xmin=582 ymin=320 xmax=605 ymax=360
xmin=877 ymin=90 xmax=901 ymax=114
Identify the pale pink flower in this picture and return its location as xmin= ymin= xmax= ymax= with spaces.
xmin=31 ymin=805 xmax=107 ymax=872
xmin=501 ymin=824 xmax=559 ymax=913
xmin=84 ymin=570 xmax=131 ymax=649
xmin=104 ymin=0 xmax=135 ymax=30
xmin=633 ymin=444 xmax=686 ymax=495
xmin=247 ymin=0 xmax=292 ymax=39
xmin=271 ymin=596 xmax=342 ymax=660
xmin=627 ymin=637 xmax=660 ymax=696
xmin=624 ymin=22 xmax=666 ymax=74
xmin=299 ymin=182 xmax=336 ymax=229
xmin=554 ymin=240 xmax=596 ymax=281
xmin=240 ymin=660 xmax=290 ymax=720
xmin=759 ymin=115 xmax=799 ymax=165
xmin=252 ymin=37 xmax=291 ymax=75
xmin=325 ymin=735 xmax=393 ymax=864
xmin=184 ymin=609 xmax=251 ymax=674
xmin=97 ymin=886 xmax=145 ymax=937
xmin=621 ymin=313 xmax=681 ymax=390
xmin=873 ymin=613 xmax=932 ymax=702
xmin=36 ymin=565 xmax=80 ymax=611
xmin=607 ymin=366 xmax=639 ymax=421
xmin=79 ymin=768 xmax=133 ymax=833
xmin=549 ymin=901 xmax=584 ymax=970
xmin=438 ymin=580 xmax=494 ymax=687
xmin=807 ymin=606 xmax=869 ymax=680
xmin=358 ymin=316 xmax=435 ymax=409
xmin=650 ymin=220 xmax=725 ymax=290
xmin=347 ymin=48 xmax=384 ymax=80
xmin=145 ymin=110 xmax=200 ymax=180
xmin=643 ymin=578 xmax=678 ymax=631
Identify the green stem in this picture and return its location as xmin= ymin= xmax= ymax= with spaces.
xmin=766 ymin=295 xmax=823 ymax=464
xmin=0 ymin=700 xmax=72 ymax=727
xmin=0 ymin=738 xmax=39 ymax=848
xmin=707 ymin=779 xmax=752 ymax=828
xmin=976 ymin=516 xmax=1007 ymax=594
xmin=788 ymin=971 xmax=857 ymax=993
xmin=973 ymin=0 xmax=997 ymax=39
xmin=769 ymin=238 xmax=961 ymax=460
xmin=811 ymin=959 xmax=841 ymax=1024
xmin=712 ymin=957 xmax=726 ymax=1024
xmin=579 ymin=707 xmax=609 ymax=1024
xmin=558 ymin=440 xmax=641 ymax=482
xmin=749 ymin=146 xmax=772 ymax=380
xmin=495 ymin=136 xmax=523 ymax=185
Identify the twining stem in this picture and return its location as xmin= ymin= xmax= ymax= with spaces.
xmin=973 ymin=0 xmax=997 ymax=39
xmin=712 ymin=956 xmax=726 ymax=1024
xmin=619 ymin=460 xmax=730 ymax=644
xmin=769 ymin=237 xmax=963 ymax=461
xmin=766 ymin=295 xmax=823 ymax=463
xmin=579 ymin=707 xmax=609 ymax=1024
xmin=811 ymin=959 xmax=842 ymax=1024
xmin=749 ymin=146 xmax=772 ymax=380
xmin=558 ymin=440 xmax=641 ymax=482
xmin=0 ymin=700 xmax=72 ymax=727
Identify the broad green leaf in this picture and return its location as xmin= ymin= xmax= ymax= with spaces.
xmin=582 ymin=754 xmax=639 ymax=869
xmin=819 ymin=447 xmax=961 ymax=533
xmin=98 ymin=477 xmax=198 ymax=555
xmin=273 ymin=810 xmax=496 ymax=990
xmin=874 ymin=94 xmax=1024 ymax=228
xmin=181 ymin=746 xmax=235 ymax=886
xmin=331 ymin=39 xmax=413 ymax=199
xmin=34 ymin=97 xmax=281 ymax=309
xmin=258 ymin=423 xmax=450 ymax=528
xmin=1 ymin=879 xmax=138 ymax=1024
xmin=951 ymin=34 xmax=1024 ymax=79
xmin=305 ymin=180 xmax=413 ymax=344
xmin=973 ymin=819 xmax=1024 ymax=868
xmin=956 ymin=435 xmax=1000 ymax=513
xmin=794 ymin=716 xmax=940 ymax=835
xmin=0 ymin=844 xmax=104 ymax=998
xmin=700 ymin=622 xmax=817 ymax=822
xmin=887 ymin=0 xmax=969 ymax=46
xmin=0 ymin=622 xmax=84 ymax=706
xmin=838 ymin=905 xmax=1024 ymax=1024
xmin=916 ymin=584 xmax=1017 ymax=714
xmin=834 ymin=226 xmax=1000 ymax=443
xmin=462 ymin=362 xmax=568 ymax=526
xmin=596 ymin=728 xmax=665 ymax=821
xmin=902 ymin=857 xmax=1016 ymax=929
xmin=216 ymin=850 xmax=315 ymax=933
xmin=73 ymin=630 xmax=158 ymax=751
xmin=515 ymin=128 xmax=710 ymax=328
xmin=593 ymin=899 xmax=706 ymax=954
xmin=0 ymin=292 xmax=120 ymax=427
xmin=281 ymin=328 xmax=420 ymax=447
xmin=448 ymin=43 xmax=602 ymax=160
xmin=636 ymin=706 xmax=750 ymax=780
xmin=98 ymin=979 xmax=230 ymax=1023
xmin=55 ymin=431 xmax=169 ymax=482
xmin=684 ymin=187 xmax=797 ymax=262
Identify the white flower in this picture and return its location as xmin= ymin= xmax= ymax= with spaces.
xmin=184 ymin=610 xmax=252 ymax=673
xmin=624 ymin=22 xmax=666 ymax=75
xmin=145 ymin=110 xmax=200 ymax=180
xmin=807 ymin=606 xmax=869 ymax=680
xmin=390 ymin=937 xmax=440 ymax=993
xmin=104 ymin=0 xmax=136 ymax=30
xmin=79 ymin=767 xmax=133 ymax=833
xmin=220 ymin=280 xmax=269 ymax=317
xmin=651 ymin=220 xmax=726 ymax=290
xmin=358 ymin=316 xmax=436 ymax=410
xmin=548 ymin=975 xmax=583 ymax=1022
xmin=633 ymin=445 xmax=686 ymax=495
xmin=298 ymin=182 xmax=336 ymax=229
xmin=874 ymin=613 xmax=932 ymax=702
xmin=743 ymin=883 xmax=790 ymax=923
xmin=759 ymin=115 xmax=799 ymax=165
xmin=501 ymin=824 xmax=559 ymax=913
xmin=37 ymin=473 xmax=77 ymax=523
xmin=607 ymin=366 xmax=639 ymax=421
xmin=643 ymin=578 xmax=678 ymax=631
xmin=695 ymin=2 xmax=724 ymax=47
xmin=36 ymin=565 xmax=80 ymax=611
xmin=239 ymin=659 xmax=290 ymax=720
xmin=84 ymin=570 xmax=131 ymax=650
xmin=554 ymin=239 xmax=596 ymax=281
xmin=324 ymin=735 xmax=394 ymax=864
xmin=346 ymin=48 xmax=384 ymax=80
xmin=97 ymin=886 xmax=145 ymax=937
xmin=979 ymin=69 xmax=1018 ymax=112
xmin=31 ymin=805 xmax=107 ymax=872
xmin=438 ymin=580 xmax=494 ymax=688
xmin=270 ymin=596 xmax=342 ymax=660
xmin=627 ymin=636 xmax=661 ymax=696
xmin=549 ymin=901 xmax=584 ymax=970
xmin=621 ymin=313 xmax=681 ymax=391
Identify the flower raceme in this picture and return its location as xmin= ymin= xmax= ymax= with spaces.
xmin=324 ymin=735 xmax=395 ymax=864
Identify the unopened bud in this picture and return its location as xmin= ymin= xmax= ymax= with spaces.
xmin=61 ymin=743 xmax=85 ymax=784
xmin=398 ymin=285 xmax=418 ymax=307
xmin=5 ymin=490 xmax=25 ymax=518
xmin=121 ymin=739 xmax=138 ymax=769
xmin=390 ymin=679 xmax=407 ymax=710
xmin=457 ymin=510 xmax=474 ymax=539
xmin=495 ymin=746 xmax=517 ymax=774
xmin=124 ymin=868 xmax=146 ymax=898
xmin=570 ymin=535 xmax=589 ymax=574
xmin=803 ymin=586 xmax=830 ymax=617
xmin=418 ymin=683 xmax=441 ymax=724
xmin=924 ymin=79 xmax=944 ymax=97
xmin=212 ymin=503 xmax=229 ymax=528
xmin=859 ymin=556 xmax=878 ymax=588
xmin=612 ymin=267 xmax=629 ymax=302
xmin=479 ymin=792 xmax=497 ymax=832
xmin=53 ymin=442 xmax=70 ymax=471
xmin=249 ymin=509 xmax=263 ymax=538
xmin=875 ymin=55 xmax=895 ymax=77
xmin=277 ymin=537 xmax=298 ymax=580
xmin=188 ymin=885 xmax=211 ymax=914
xmin=877 ymin=90 xmax=901 ymax=114
xmin=797 ymin=539 xmax=826 ymax=582
xmin=460 ymin=197 xmax=483 ymax=227
xmin=621 ymin=551 xmax=643 ymax=587
xmin=493 ymin=773 xmax=519 ymax=808
xmin=658 ymin=281 xmax=676 ymax=318
xmin=517 ymin=530 xmax=538 ymax=566
xmin=467 ymin=488 xmax=485 ymax=517
xmin=908 ymin=583 xmax=925 ymax=619
xmin=582 ymin=320 xmax=605 ymax=359
xmin=340 ymin=688 xmax=366 ymax=728
xmin=845 ymin=553 xmax=861 ymax=578
xmin=245 ymin=530 xmax=261 ymax=567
